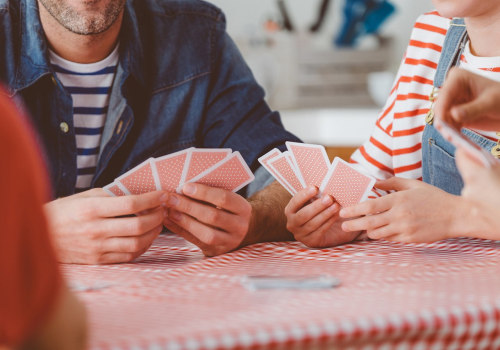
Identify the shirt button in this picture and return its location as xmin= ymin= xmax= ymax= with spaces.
xmin=59 ymin=122 xmax=69 ymax=133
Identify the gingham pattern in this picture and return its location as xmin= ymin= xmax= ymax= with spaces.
xmin=62 ymin=235 xmax=500 ymax=349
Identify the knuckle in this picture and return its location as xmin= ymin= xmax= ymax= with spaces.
xmin=80 ymin=203 xmax=97 ymax=218
xmin=242 ymin=201 xmax=252 ymax=217
xmin=130 ymin=218 xmax=148 ymax=234
xmin=181 ymin=200 xmax=193 ymax=214
xmin=123 ymin=198 xmax=140 ymax=213
xmin=217 ymin=191 xmax=230 ymax=207
xmin=236 ymin=220 xmax=249 ymax=235
xmin=203 ymin=230 xmax=217 ymax=246
xmin=129 ymin=238 xmax=143 ymax=252
xmin=207 ymin=209 xmax=221 ymax=224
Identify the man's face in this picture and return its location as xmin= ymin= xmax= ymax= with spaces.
xmin=38 ymin=0 xmax=126 ymax=35
xmin=432 ymin=0 xmax=500 ymax=19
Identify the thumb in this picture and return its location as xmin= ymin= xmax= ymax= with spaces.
xmin=451 ymin=92 xmax=496 ymax=125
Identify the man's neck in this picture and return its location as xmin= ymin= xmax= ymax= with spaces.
xmin=38 ymin=4 xmax=123 ymax=64
xmin=466 ymin=13 xmax=500 ymax=57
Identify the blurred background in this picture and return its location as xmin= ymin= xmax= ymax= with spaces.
xmin=208 ymin=0 xmax=434 ymax=159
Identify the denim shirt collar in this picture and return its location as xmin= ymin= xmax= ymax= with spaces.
xmin=10 ymin=0 xmax=51 ymax=95
xmin=12 ymin=0 xmax=145 ymax=95
xmin=118 ymin=0 xmax=146 ymax=89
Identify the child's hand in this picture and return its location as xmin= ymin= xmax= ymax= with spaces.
xmin=339 ymin=178 xmax=466 ymax=243
xmin=284 ymin=186 xmax=359 ymax=247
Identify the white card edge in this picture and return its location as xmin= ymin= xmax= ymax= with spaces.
xmin=258 ymin=148 xmax=295 ymax=195
xmin=268 ymin=153 xmax=301 ymax=195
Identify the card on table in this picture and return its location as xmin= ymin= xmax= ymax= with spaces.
xmin=153 ymin=148 xmax=192 ymax=192
xmin=268 ymin=152 xmax=306 ymax=194
xmin=258 ymin=148 xmax=296 ymax=195
xmin=320 ymin=157 xmax=376 ymax=208
xmin=435 ymin=119 xmax=497 ymax=168
xmin=178 ymin=151 xmax=255 ymax=193
xmin=286 ymin=141 xmax=330 ymax=188
xmin=115 ymin=158 xmax=161 ymax=195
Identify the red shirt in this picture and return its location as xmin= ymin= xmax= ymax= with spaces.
xmin=0 ymin=91 xmax=62 ymax=347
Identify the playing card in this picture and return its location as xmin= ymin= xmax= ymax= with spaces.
xmin=435 ymin=119 xmax=497 ymax=168
xmin=320 ymin=157 xmax=376 ymax=208
xmin=115 ymin=158 xmax=161 ymax=195
xmin=286 ymin=142 xmax=330 ymax=188
xmin=103 ymin=182 xmax=128 ymax=197
xmin=268 ymin=152 xmax=306 ymax=194
xmin=258 ymin=148 xmax=296 ymax=195
xmin=153 ymin=148 xmax=192 ymax=192
xmin=178 ymin=151 xmax=254 ymax=193
xmin=182 ymin=148 xmax=232 ymax=184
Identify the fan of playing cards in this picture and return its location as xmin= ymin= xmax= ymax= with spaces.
xmin=259 ymin=142 xmax=376 ymax=208
xmin=104 ymin=148 xmax=255 ymax=196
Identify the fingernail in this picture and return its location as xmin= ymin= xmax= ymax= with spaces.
xmin=307 ymin=186 xmax=317 ymax=195
xmin=170 ymin=210 xmax=182 ymax=221
xmin=321 ymin=195 xmax=333 ymax=205
xmin=168 ymin=195 xmax=179 ymax=206
xmin=160 ymin=193 xmax=168 ymax=202
xmin=183 ymin=183 xmax=196 ymax=195
xmin=339 ymin=208 xmax=347 ymax=217
xmin=163 ymin=209 xmax=168 ymax=218
xmin=341 ymin=222 xmax=350 ymax=231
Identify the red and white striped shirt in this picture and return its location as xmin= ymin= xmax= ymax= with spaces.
xmin=350 ymin=11 xmax=500 ymax=196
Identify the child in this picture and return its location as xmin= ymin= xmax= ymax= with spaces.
xmin=285 ymin=1 xmax=500 ymax=246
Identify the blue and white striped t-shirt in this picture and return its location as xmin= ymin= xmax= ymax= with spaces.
xmin=49 ymin=46 xmax=119 ymax=192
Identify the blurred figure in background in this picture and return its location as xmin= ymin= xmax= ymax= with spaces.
xmin=0 ymin=91 xmax=86 ymax=349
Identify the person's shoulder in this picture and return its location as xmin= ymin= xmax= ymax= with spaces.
xmin=143 ymin=0 xmax=225 ymax=23
xmin=412 ymin=10 xmax=452 ymax=35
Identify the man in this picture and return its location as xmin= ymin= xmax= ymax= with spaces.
xmin=1 ymin=0 xmax=357 ymax=264
xmin=0 ymin=90 xmax=86 ymax=349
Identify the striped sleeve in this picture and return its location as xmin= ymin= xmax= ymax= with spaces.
xmin=350 ymin=57 xmax=402 ymax=181
xmin=350 ymin=12 xmax=450 ymax=198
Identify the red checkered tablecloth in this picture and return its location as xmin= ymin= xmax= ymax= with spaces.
xmin=62 ymin=234 xmax=500 ymax=349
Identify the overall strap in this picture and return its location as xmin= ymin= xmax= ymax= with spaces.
xmin=433 ymin=18 xmax=468 ymax=88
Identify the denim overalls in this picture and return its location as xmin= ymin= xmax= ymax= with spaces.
xmin=421 ymin=18 xmax=498 ymax=195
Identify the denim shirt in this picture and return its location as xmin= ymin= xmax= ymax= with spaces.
xmin=0 ymin=0 xmax=300 ymax=198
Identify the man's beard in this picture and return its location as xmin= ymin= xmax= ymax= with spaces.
xmin=38 ymin=0 xmax=126 ymax=35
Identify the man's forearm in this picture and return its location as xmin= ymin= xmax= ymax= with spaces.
xmin=241 ymin=181 xmax=294 ymax=247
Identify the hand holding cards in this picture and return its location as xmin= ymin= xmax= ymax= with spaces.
xmin=104 ymin=148 xmax=255 ymax=196
xmin=259 ymin=142 xmax=375 ymax=208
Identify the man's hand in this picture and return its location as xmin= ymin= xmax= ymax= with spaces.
xmin=339 ymin=178 xmax=468 ymax=243
xmin=284 ymin=186 xmax=360 ymax=248
xmin=434 ymin=67 xmax=500 ymax=131
xmin=163 ymin=183 xmax=252 ymax=256
xmin=44 ymin=189 xmax=168 ymax=264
